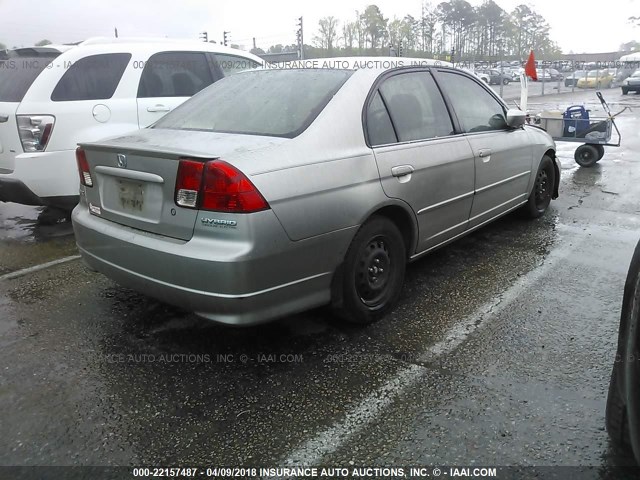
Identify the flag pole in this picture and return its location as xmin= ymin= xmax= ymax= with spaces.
xmin=520 ymin=73 xmax=528 ymax=113
xmin=521 ymin=50 xmax=538 ymax=115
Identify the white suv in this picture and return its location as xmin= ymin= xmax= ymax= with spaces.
xmin=0 ymin=38 xmax=263 ymax=212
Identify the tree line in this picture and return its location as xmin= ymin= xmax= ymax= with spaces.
xmin=257 ymin=1 xmax=563 ymax=61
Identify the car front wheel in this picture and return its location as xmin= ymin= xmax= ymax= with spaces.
xmin=522 ymin=155 xmax=555 ymax=219
xmin=333 ymin=216 xmax=406 ymax=324
xmin=502 ymin=78 xmax=510 ymax=85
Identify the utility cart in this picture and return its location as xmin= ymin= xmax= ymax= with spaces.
xmin=534 ymin=92 xmax=626 ymax=167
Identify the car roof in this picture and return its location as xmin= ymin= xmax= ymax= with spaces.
xmin=35 ymin=37 xmax=264 ymax=64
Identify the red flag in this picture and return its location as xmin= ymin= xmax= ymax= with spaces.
xmin=524 ymin=50 xmax=537 ymax=81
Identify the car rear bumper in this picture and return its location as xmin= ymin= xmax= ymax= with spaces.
xmin=72 ymin=206 xmax=352 ymax=325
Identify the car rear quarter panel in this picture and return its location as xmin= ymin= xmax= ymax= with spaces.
xmin=223 ymin=70 xmax=397 ymax=244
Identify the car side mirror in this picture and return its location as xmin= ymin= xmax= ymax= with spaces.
xmin=506 ymin=109 xmax=526 ymax=128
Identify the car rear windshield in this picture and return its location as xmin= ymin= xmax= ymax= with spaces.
xmin=152 ymin=68 xmax=354 ymax=138
xmin=0 ymin=52 xmax=59 ymax=102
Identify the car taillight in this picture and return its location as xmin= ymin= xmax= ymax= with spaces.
xmin=174 ymin=159 xmax=269 ymax=213
xmin=201 ymin=161 xmax=269 ymax=213
xmin=175 ymin=159 xmax=205 ymax=208
xmin=17 ymin=115 xmax=55 ymax=152
xmin=76 ymin=147 xmax=93 ymax=187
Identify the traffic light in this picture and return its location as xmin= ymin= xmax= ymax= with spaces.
xmin=296 ymin=16 xmax=304 ymax=60
xmin=199 ymin=31 xmax=208 ymax=42
xmin=223 ymin=31 xmax=230 ymax=46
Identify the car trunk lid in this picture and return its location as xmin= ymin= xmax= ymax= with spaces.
xmin=80 ymin=129 xmax=286 ymax=241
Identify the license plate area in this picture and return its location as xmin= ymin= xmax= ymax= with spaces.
xmin=97 ymin=173 xmax=163 ymax=224
xmin=117 ymin=178 xmax=144 ymax=212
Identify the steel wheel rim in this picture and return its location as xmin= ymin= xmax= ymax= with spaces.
xmin=534 ymin=168 xmax=550 ymax=209
xmin=356 ymin=236 xmax=392 ymax=308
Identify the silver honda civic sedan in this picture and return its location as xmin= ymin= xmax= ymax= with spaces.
xmin=72 ymin=59 xmax=559 ymax=326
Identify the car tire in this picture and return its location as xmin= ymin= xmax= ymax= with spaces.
xmin=623 ymin=88 xmax=629 ymax=95
xmin=575 ymin=144 xmax=599 ymax=167
xmin=521 ymin=155 xmax=555 ymax=219
xmin=606 ymin=239 xmax=640 ymax=463
xmin=333 ymin=216 xmax=406 ymax=325
xmin=483 ymin=78 xmax=489 ymax=83
xmin=502 ymin=78 xmax=509 ymax=85
xmin=607 ymin=365 xmax=632 ymax=451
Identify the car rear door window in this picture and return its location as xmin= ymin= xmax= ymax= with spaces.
xmin=213 ymin=54 xmax=260 ymax=76
xmin=51 ymin=53 xmax=131 ymax=101
xmin=366 ymin=91 xmax=397 ymax=146
xmin=436 ymin=71 xmax=508 ymax=133
xmin=378 ymin=72 xmax=453 ymax=142
xmin=137 ymin=52 xmax=214 ymax=98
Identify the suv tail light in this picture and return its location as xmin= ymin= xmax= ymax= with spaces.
xmin=76 ymin=147 xmax=93 ymax=187
xmin=17 ymin=115 xmax=55 ymax=152
xmin=175 ymin=159 xmax=269 ymax=213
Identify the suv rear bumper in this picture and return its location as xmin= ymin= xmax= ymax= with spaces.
xmin=0 ymin=177 xmax=44 ymax=206
xmin=0 ymin=149 xmax=80 ymax=207
xmin=0 ymin=176 xmax=78 ymax=208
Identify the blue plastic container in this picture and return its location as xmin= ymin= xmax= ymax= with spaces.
xmin=563 ymin=105 xmax=590 ymax=137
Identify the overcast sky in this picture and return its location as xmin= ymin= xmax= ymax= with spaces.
xmin=0 ymin=0 xmax=637 ymax=54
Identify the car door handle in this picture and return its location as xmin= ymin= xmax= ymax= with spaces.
xmin=146 ymin=105 xmax=171 ymax=113
xmin=391 ymin=165 xmax=414 ymax=177
xmin=478 ymin=149 xmax=492 ymax=162
xmin=0 ymin=114 xmax=8 ymax=123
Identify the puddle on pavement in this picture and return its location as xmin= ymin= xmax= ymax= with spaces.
xmin=0 ymin=203 xmax=74 ymax=243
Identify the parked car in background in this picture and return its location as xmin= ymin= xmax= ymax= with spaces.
xmin=577 ymin=70 xmax=614 ymax=89
xmin=622 ymin=69 xmax=640 ymax=94
xmin=0 ymin=37 xmax=263 ymax=216
xmin=534 ymin=70 xmax=552 ymax=82
xmin=477 ymin=69 xmax=511 ymax=85
xmin=73 ymin=60 xmax=559 ymax=326
xmin=565 ymin=70 xmax=588 ymax=87
xmin=547 ymin=68 xmax=564 ymax=81
xmin=606 ymin=238 xmax=640 ymax=464
xmin=474 ymin=70 xmax=491 ymax=83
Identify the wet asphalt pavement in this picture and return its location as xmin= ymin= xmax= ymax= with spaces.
xmin=1 ymin=88 xmax=640 ymax=478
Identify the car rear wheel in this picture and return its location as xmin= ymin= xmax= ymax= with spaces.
xmin=623 ymin=88 xmax=629 ymax=95
xmin=521 ymin=155 xmax=555 ymax=219
xmin=575 ymin=144 xmax=599 ymax=167
xmin=333 ymin=216 xmax=406 ymax=324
